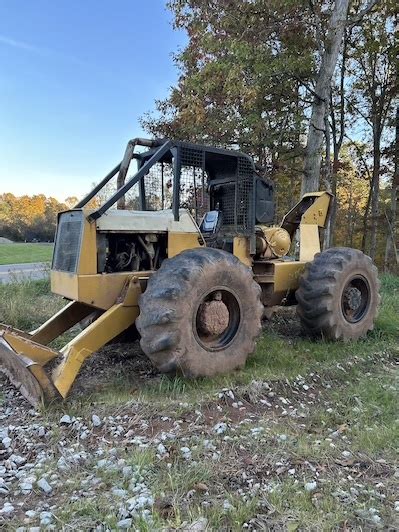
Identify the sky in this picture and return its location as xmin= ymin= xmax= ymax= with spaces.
xmin=0 ymin=0 xmax=185 ymax=201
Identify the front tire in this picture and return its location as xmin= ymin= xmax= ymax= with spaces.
xmin=136 ymin=248 xmax=263 ymax=377
xmin=296 ymin=247 xmax=380 ymax=340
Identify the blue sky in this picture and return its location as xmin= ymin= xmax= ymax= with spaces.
xmin=0 ymin=0 xmax=185 ymax=201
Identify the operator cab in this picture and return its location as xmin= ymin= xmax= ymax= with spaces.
xmin=58 ymin=139 xmax=275 ymax=273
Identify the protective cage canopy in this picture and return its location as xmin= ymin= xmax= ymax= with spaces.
xmin=81 ymin=139 xmax=274 ymax=237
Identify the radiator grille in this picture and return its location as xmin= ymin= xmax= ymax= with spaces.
xmin=52 ymin=211 xmax=83 ymax=272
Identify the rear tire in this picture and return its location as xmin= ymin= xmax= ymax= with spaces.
xmin=136 ymin=248 xmax=263 ymax=377
xmin=296 ymin=247 xmax=380 ymax=340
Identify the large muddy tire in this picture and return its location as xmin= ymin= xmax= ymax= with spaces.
xmin=136 ymin=248 xmax=263 ymax=377
xmin=296 ymin=247 xmax=380 ymax=340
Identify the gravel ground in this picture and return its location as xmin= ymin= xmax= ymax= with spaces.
xmin=1 ymin=317 xmax=398 ymax=530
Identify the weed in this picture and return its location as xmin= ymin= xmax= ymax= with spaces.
xmin=0 ymin=276 xmax=62 ymax=331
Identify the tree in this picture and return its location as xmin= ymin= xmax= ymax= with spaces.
xmin=323 ymin=27 xmax=350 ymax=246
xmin=64 ymin=196 xmax=79 ymax=209
xmin=137 ymin=0 xmax=397 ymax=268
xmin=384 ymin=107 xmax=399 ymax=270
xmin=346 ymin=0 xmax=397 ymax=259
xmin=303 ymin=0 xmax=351 ymax=193
xmin=334 ymin=143 xmax=370 ymax=248
xmin=303 ymin=0 xmax=380 ymax=194
xmin=142 ymin=0 xmax=316 ymax=173
xmin=0 ymin=193 xmax=66 ymax=242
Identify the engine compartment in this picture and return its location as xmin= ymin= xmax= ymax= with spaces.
xmin=97 ymin=232 xmax=167 ymax=273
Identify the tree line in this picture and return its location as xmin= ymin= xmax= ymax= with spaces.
xmin=141 ymin=0 xmax=398 ymax=270
xmin=0 ymin=194 xmax=77 ymax=242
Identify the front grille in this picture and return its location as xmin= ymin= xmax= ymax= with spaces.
xmin=52 ymin=211 xmax=84 ymax=272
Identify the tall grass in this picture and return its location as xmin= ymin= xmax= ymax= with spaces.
xmin=375 ymin=273 xmax=399 ymax=337
xmin=0 ymin=276 xmax=63 ymax=331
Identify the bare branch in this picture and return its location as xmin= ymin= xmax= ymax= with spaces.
xmin=344 ymin=134 xmax=372 ymax=181
xmin=338 ymin=30 xmax=348 ymax=149
xmin=293 ymin=76 xmax=326 ymax=102
xmin=344 ymin=96 xmax=373 ymax=127
xmin=347 ymin=0 xmax=380 ymax=27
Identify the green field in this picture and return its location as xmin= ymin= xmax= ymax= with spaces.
xmin=0 ymin=242 xmax=54 ymax=265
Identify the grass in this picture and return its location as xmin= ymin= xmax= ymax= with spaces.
xmin=115 ymin=273 xmax=398 ymax=406
xmin=0 ymin=273 xmax=397 ymax=403
xmin=1 ymin=273 xmax=398 ymax=530
xmin=327 ymin=365 xmax=399 ymax=456
xmin=0 ymin=277 xmax=63 ymax=331
xmin=0 ymin=242 xmax=53 ymax=265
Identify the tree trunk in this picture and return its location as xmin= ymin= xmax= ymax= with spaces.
xmin=346 ymin=180 xmax=353 ymax=246
xmin=328 ymin=30 xmax=348 ymax=248
xmin=369 ymin=116 xmax=382 ymax=260
xmin=302 ymin=0 xmax=350 ymax=194
xmin=384 ymin=107 xmax=399 ymax=269
xmin=361 ymin=185 xmax=372 ymax=252
xmin=323 ymin=109 xmax=333 ymax=248
xmin=369 ymin=171 xmax=380 ymax=260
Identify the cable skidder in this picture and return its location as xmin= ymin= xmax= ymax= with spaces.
xmin=0 ymin=138 xmax=380 ymax=406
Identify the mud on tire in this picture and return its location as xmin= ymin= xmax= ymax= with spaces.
xmin=296 ymin=247 xmax=381 ymax=341
xmin=136 ymin=248 xmax=263 ymax=377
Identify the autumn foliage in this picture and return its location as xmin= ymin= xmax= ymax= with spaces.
xmin=0 ymin=193 xmax=72 ymax=242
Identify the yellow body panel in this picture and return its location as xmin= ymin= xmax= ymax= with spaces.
xmin=51 ymin=270 xmax=151 ymax=310
xmin=1 ymin=331 xmax=58 ymax=366
xmin=301 ymin=192 xmax=332 ymax=226
xmin=299 ymin=224 xmax=320 ymax=262
xmin=298 ymin=192 xmax=331 ymax=261
xmin=77 ymin=213 xmax=98 ymax=274
xmin=51 ymin=271 xmax=79 ymax=300
xmin=76 ymin=272 xmax=143 ymax=309
xmin=233 ymin=236 xmax=252 ymax=266
xmin=273 ymin=261 xmax=307 ymax=292
xmin=168 ymin=231 xmax=203 ymax=257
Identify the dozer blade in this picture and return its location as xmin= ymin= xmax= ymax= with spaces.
xmin=0 ymin=335 xmax=62 ymax=407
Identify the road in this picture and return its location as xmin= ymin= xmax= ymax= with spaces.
xmin=0 ymin=262 xmax=49 ymax=284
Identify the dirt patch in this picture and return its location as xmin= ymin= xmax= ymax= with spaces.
xmin=69 ymin=306 xmax=303 ymax=399
xmin=264 ymin=306 xmax=303 ymax=339
xmin=70 ymin=340 xmax=160 ymax=398
xmin=72 ymin=308 xmax=304 ymax=400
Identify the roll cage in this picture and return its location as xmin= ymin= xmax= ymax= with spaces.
xmin=76 ymin=138 xmax=274 ymax=238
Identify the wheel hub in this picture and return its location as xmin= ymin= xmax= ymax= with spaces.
xmin=341 ymin=275 xmax=371 ymax=324
xmin=197 ymin=295 xmax=230 ymax=336
xmin=194 ymin=287 xmax=241 ymax=351
xmin=343 ymin=286 xmax=362 ymax=311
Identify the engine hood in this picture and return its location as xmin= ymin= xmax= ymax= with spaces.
xmin=94 ymin=208 xmax=200 ymax=234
